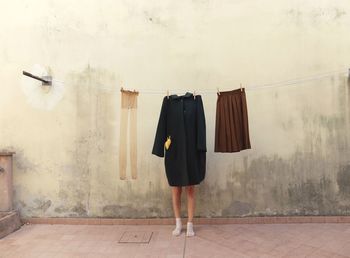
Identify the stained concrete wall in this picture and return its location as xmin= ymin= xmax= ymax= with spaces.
xmin=1 ymin=0 xmax=350 ymax=218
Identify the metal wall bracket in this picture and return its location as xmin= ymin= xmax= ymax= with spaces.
xmin=22 ymin=71 xmax=52 ymax=86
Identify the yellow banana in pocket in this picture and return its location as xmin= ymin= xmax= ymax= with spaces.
xmin=164 ymin=136 xmax=171 ymax=150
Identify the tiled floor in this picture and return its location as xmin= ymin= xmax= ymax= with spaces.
xmin=1 ymin=223 xmax=350 ymax=257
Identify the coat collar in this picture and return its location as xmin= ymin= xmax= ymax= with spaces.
xmin=169 ymin=92 xmax=193 ymax=99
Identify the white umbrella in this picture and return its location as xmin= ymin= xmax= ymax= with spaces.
xmin=21 ymin=64 xmax=65 ymax=111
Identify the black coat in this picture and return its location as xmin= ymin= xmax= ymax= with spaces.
xmin=152 ymin=92 xmax=206 ymax=186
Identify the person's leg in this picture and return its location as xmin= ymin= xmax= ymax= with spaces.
xmin=186 ymin=185 xmax=195 ymax=237
xmin=171 ymin=186 xmax=182 ymax=236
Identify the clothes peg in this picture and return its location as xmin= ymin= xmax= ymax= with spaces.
xmin=164 ymin=136 xmax=171 ymax=150
xmin=217 ymin=88 xmax=220 ymax=95
xmin=167 ymin=90 xmax=169 ymax=99
xmin=193 ymin=90 xmax=196 ymax=99
xmin=120 ymin=87 xmax=124 ymax=92
xmin=240 ymin=83 xmax=243 ymax=92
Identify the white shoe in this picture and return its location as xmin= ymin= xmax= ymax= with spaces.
xmin=186 ymin=222 xmax=195 ymax=237
xmin=172 ymin=218 xmax=182 ymax=236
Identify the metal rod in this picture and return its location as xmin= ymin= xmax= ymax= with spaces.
xmin=22 ymin=71 xmax=50 ymax=84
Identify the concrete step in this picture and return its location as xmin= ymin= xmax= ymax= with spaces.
xmin=0 ymin=210 xmax=21 ymax=239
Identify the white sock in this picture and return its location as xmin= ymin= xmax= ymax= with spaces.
xmin=172 ymin=218 xmax=182 ymax=236
xmin=186 ymin=222 xmax=195 ymax=237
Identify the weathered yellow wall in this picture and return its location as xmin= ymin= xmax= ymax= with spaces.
xmin=1 ymin=0 xmax=350 ymax=218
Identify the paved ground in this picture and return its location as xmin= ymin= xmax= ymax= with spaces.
xmin=1 ymin=223 xmax=350 ymax=257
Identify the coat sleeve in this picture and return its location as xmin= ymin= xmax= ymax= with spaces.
xmin=196 ymin=96 xmax=207 ymax=152
xmin=152 ymin=97 xmax=168 ymax=157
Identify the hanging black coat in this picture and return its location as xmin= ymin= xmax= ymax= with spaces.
xmin=152 ymin=92 xmax=206 ymax=186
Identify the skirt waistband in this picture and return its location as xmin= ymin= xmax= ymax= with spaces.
xmin=218 ymin=88 xmax=245 ymax=96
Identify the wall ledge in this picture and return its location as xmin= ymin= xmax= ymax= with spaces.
xmin=21 ymin=216 xmax=350 ymax=225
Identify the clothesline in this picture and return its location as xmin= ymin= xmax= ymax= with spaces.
xmin=76 ymin=68 xmax=350 ymax=92
xmin=137 ymin=68 xmax=348 ymax=94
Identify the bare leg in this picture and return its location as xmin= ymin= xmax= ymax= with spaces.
xmin=186 ymin=185 xmax=195 ymax=222
xmin=171 ymin=186 xmax=182 ymax=236
xmin=186 ymin=185 xmax=195 ymax=237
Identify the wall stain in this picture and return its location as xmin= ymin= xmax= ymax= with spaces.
xmin=334 ymin=8 xmax=347 ymax=19
xmin=12 ymin=149 xmax=37 ymax=174
xmin=144 ymin=11 xmax=168 ymax=27
xmin=71 ymin=202 xmax=88 ymax=217
xmin=54 ymin=206 xmax=69 ymax=213
xmin=222 ymin=200 xmax=254 ymax=216
xmin=283 ymin=7 xmax=347 ymax=27
xmin=287 ymin=176 xmax=338 ymax=215
xmin=33 ymin=199 xmax=52 ymax=213
xmin=337 ymin=165 xmax=350 ymax=196
xmin=55 ymin=65 xmax=118 ymax=217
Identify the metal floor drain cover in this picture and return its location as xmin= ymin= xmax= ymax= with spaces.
xmin=119 ymin=231 xmax=153 ymax=243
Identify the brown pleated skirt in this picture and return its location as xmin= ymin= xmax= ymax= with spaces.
xmin=215 ymin=88 xmax=251 ymax=152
